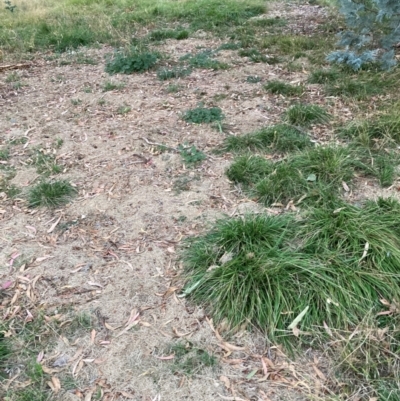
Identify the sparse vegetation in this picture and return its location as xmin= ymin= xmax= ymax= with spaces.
xmin=178 ymin=144 xmax=206 ymax=166
xmin=157 ymin=66 xmax=192 ymax=81
xmin=182 ymin=106 xmax=224 ymax=124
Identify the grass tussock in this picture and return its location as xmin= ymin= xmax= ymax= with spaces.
xmin=223 ymin=124 xmax=312 ymax=153
xmin=264 ymin=80 xmax=303 ymax=96
xmin=28 ymin=180 xmax=77 ymax=208
xmin=181 ymin=198 xmax=400 ymax=345
xmin=285 ymin=104 xmax=331 ymax=126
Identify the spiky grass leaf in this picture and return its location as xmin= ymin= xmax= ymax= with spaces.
xmin=28 ymin=180 xmax=77 ymax=208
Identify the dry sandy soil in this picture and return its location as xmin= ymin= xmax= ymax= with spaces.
xmin=1 ymin=3 xmax=387 ymax=400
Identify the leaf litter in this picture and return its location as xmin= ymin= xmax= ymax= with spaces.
xmin=0 ymin=2 xmax=389 ymax=400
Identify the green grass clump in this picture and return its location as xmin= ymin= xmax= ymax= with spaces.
xmin=0 ymin=148 xmax=10 ymax=160
xmin=227 ymin=146 xmax=356 ymax=205
xmin=181 ymin=198 xmax=400 ymax=345
xmin=226 ymin=154 xmax=272 ymax=186
xmin=341 ymin=112 xmax=400 ymax=147
xmin=264 ymin=80 xmax=303 ymax=96
xmin=102 ymin=81 xmax=126 ymax=91
xmin=165 ymin=341 xmax=217 ymax=376
xmin=105 ymin=49 xmax=159 ymax=74
xmin=148 ymin=28 xmax=189 ymax=41
xmin=30 ymin=148 xmax=62 ymax=175
xmin=307 ymin=68 xmax=340 ymax=84
xmin=157 ymin=66 xmax=192 ymax=81
xmin=178 ymin=145 xmax=206 ymax=166
xmin=28 ymin=180 xmax=77 ymax=208
xmin=223 ymin=124 xmax=312 ymax=153
xmin=180 ymin=50 xmax=228 ymax=70
xmin=285 ymin=104 xmax=331 ymax=126
xmin=238 ymin=48 xmax=268 ymax=63
xmin=246 ymin=75 xmax=261 ymax=83
xmin=182 ymin=106 xmax=224 ymax=124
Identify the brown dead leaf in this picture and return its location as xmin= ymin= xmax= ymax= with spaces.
xmin=163 ymin=286 xmax=178 ymax=298
xmin=220 ymin=375 xmax=231 ymax=389
xmin=172 ymin=327 xmax=191 ymax=337
xmin=119 ymin=391 xmax=135 ymax=399
xmin=51 ymin=376 xmax=61 ymax=393
xmin=261 ymin=357 xmax=269 ymax=378
xmin=313 ymin=365 xmax=326 ymax=381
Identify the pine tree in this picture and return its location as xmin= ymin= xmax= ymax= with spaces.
xmin=327 ymin=0 xmax=400 ymax=70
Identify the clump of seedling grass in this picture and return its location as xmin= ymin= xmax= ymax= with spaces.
xmin=164 ymin=341 xmax=217 ymax=376
xmin=223 ymin=124 xmax=312 ymax=153
xmin=157 ymin=66 xmax=192 ymax=81
xmin=284 ymin=104 xmax=331 ymax=126
xmin=29 ymin=148 xmax=62 ymax=175
xmin=182 ymin=106 xmax=224 ymax=124
xmin=180 ymin=197 xmax=400 ymax=346
xmin=264 ymin=80 xmax=303 ymax=96
xmin=105 ymin=48 xmax=159 ymax=74
xmin=103 ymin=81 xmax=125 ymax=92
xmin=28 ymin=180 xmax=77 ymax=208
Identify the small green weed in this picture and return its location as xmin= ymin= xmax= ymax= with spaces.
xmin=28 ymin=180 xmax=77 ymax=208
xmin=182 ymin=106 xmax=224 ymax=124
xmin=6 ymin=72 xmax=19 ymax=82
xmin=285 ymin=104 xmax=331 ymax=126
xmin=178 ymin=145 xmax=206 ymax=166
xmin=264 ymin=80 xmax=303 ymax=96
xmin=0 ymin=147 xmax=10 ymax=160
xmin=105 ymin=49 xmax=159 ymax=74
xmin=223 ymin=124 xmax=312 ymax=153
xmin=157 ymin=66 xmax=192 ymax=81
xmin=29 ymin=148 xmax=62 ymax=175
xmin=117 ymin=105 xmax=131 ymax=115
xmin=71 ymin=98 xmax=82 ymax=105
xmin=246 ymin=75 xmax=261 ymax=83
xmin=4 ymin=0 xmax=17 ymax=12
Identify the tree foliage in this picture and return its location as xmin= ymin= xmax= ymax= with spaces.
xmin=328 ymin=0 xmax=400 ymax=70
